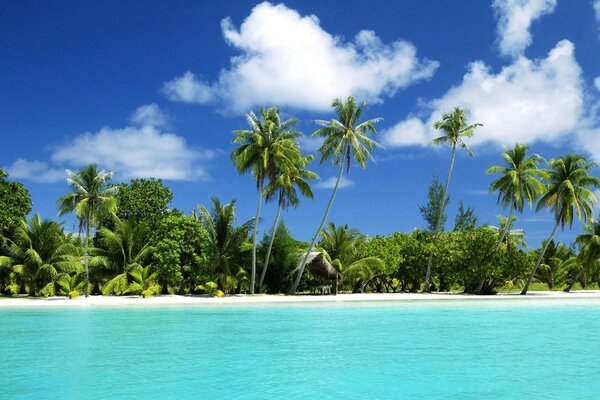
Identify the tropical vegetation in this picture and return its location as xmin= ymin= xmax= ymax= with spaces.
xmin=2 ymin=102 xmax=600 ymax=298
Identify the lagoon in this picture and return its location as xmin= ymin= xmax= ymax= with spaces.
xmin=2 ymin=300 xmax=600 ymax=399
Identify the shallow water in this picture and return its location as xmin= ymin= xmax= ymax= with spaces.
xmin=2 ymin=300 xmax=599 ymax=399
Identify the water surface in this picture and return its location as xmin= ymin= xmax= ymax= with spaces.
xmin=1 ymin=299 xmax=599 ymax=399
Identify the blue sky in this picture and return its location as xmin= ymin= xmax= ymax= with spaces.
xmin=2 ymin=0 xmax=600 ymax=247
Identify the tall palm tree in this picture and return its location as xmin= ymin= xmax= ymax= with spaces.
xmin=197 ymin=197 xmax=254 ymax=293
xmin=290 ymin=96 xmax=382 ymax=294
xmin=521 ymin=154 xmax=600 ymax=294
xmin=231 ymin=107 xmax=300 ymax=294
xmin=0 ymin=214 xmax=81 ymax=296
xmin=258 ymin=154 xmax=318 ymax=291
xmin=424 ymin=107 xmax=482 ymax=292
xmin=57 ymin=165 xmax=117 ymax=297
xmin=486 ymin=144 xmax=546 ymax=250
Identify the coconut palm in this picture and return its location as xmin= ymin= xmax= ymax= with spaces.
xmin=489 ymin=215 xmax=527 ymax=251
xmin=565 ymin=221 xmax=600 ymax=292
xmin=424 ymin=107 xmax=482 ymax=292
xmin=231 ymin=107 xmax=300 ymax=294
xmin=94 ymin=217 xmax=154 ymax=278
xmin=57 ymin=165 xmax=117 ymax=297
xmin=258 ymin=154 xmax=319 ymax=291
xmin=318 ymin=223 xmax=384 ymax=293
xmin=290 ymin=96 xmax=382 ymax=294
xmin=533 ymin=240 xmax=572 ymax=289
xmin=197 ymin=197 xmax=254 ymax=293
xmin=0 ymin=214 xmax=81 ymax=296
xmin=486 ymin=144 xmax=546 ymax=250
xmin=55 ymin=272 xmax=88 ymax=298
xmin=521 ymin=154 xmax=600 ymax=294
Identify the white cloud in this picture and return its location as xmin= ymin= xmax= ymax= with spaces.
xmin=383 ymin=40 xmax=587 ymax=149
xmin=52 ymin=126 xmax=215 ymax=181
xmin=3 ymin=159 xmax=65 ymax=183
xmin=595 ymin=76 xmax=600 ymax=91
xmin=163 ymin=2 xmax=438 ymax=112
xmin=163 ymin=72 xmax=215 ymax=104
xmin=7 ymin=106 xmax=217 ymax=184
xmin=594 ymin=0 xmax=600 ymax=27
xmin=493 ymin=0 xmax=557 ymax=57
xmin=316 ymin=176 xmax=354 ymax=189
xmin=129 ymin=103 xmax=169 ymax=128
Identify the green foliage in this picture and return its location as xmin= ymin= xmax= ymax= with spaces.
xmin=102 ymin=264 xmax=160 ymax=296
xmin=419 ymin=173 xmax=450 ymax=232
xmin=196 ymin=198 xmax=252 ymax=293
xmin=533 ymin=240 xmax=573 ymax=289
xmin=453 ymin=201 xmax=477 ymax=232
xmin=100 ymin=178 xmax=173 ymax=230
xmin=0 ymin=169 xmax=32 ymax=240
xmin=0 ymin=214 xmax=82 ymax=296
xmin=152 ymin=212 xmax=211 ymax=293
xmin=258 ymin=222 xmax=299 ymax=293
xmin=196 ymin=281 xmax=218 ymax=296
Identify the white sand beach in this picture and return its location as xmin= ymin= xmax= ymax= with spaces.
xmin=2 ymin=291 xmax=600 ymax=308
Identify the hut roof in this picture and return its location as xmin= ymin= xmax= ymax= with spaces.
xmin=300 ymin=252 xmax=341 ymax=280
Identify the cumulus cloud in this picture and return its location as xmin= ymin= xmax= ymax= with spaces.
xmin=163 ymin=2 xmax=438 ymax=112
xmin=6 ymin=107 xmax=217 ymax=184
xmin=3 ymin=159 xmax=65 ymax=184
xmin=52 ymin=126 xmax=215 ymax=181
xmin=595 ymin=0 xmax=600 ymax=26
xmin=316 ymin=176 xmax=354 ymax=189
xmin=383 ymin=40 xmax=587 ymax=149
xmin=129 ymin=103 xmax=169 ymax=128
xmin=493 ymin=0 xmax=557 ymax=57
xmin=595 ymin=76 xmax=600 ymax=91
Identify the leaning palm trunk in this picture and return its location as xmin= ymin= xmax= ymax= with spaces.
xmin=424 ymin=145 xmax=456 ymax=292
xmin=84 ymin=215 xmax=90 ymax=297
xmin=494 ymin=202 xmax=515 ymax=252
xmin=250 ymin=182 xmax=264 ymax=294
xmin=564 ymin=269 xmax=584 ymax=293
xmin=290 ymin=157 xmax=345 ymax=294
xmin=258 ymin=197 xmax=283 ymax=292
xmin=521 ymin=221 xmax=560 ymax=295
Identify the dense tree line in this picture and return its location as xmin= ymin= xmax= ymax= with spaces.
xmin=1 ymin=97 xmax=600 ymax=297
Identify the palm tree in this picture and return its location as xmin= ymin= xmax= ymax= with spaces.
xmin=0 ymin=214 xmax=81 ymax=296
xmin=55 ymin=272 xmax=88 ymax=298
xmin=491 ymin=215 xmax=527 ymax=251
xmin=231 ymin=107 xmax=300 ymax=294
xmin=533 ymin=240 xmax=572 ymax=289
xmin=565 ymin=221 xmax=600 ymax=292
xmin=57 ymin=165 xmax=117 ymax=297
xmin=486 ymin=144 xmax=546 ymax=250
xmin=102 ymin=264 xmax=160 ymax=297
xmin=521 ymin=154 xmax=600 ymax=294
xmin=197 ymin=197 xmax=254 ymax=293
xmin=290 ymin=96 xmax=382 ymax=294
xmin=318 ymin=223 xmax=384 ymax=293
xmin=424 ymin=107 xmax=482 ymax=292
xmin=94 ymin=217 xmax=154 ymax=279
xmin=258 ymin=154 xmax=319 ymax=291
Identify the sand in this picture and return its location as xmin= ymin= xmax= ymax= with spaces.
xmin=1 ymin=290 xmax=600 ymax=308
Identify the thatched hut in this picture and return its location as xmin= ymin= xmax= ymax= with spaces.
xmin=301 ymin=252 xmax=341 ymax=295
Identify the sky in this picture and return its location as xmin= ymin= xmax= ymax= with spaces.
xmin=2 ymin=0 xmax=600 ymax=247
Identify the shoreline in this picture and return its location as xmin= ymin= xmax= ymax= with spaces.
xmin=2 ymin=290 xmax=600 ymax=308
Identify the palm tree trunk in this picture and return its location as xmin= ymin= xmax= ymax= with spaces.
xmin=564 ymin=269 xmax=583 ymax=293
xmin=290 ymin=155 xmax=345 ymax=294
xmin=250 ymin=181 xmax=264 ymax=294
xmin=494 ymin=202 xmax=515 ymax=251
xmin=84 ymin=216 xmax=90 ymax=297
xmin=424 ymin=146 xmax=456 ymax=292
xmin=258 ymin=197 xmax=283 ymax=292
xmin=521 ymin=221 xmax=559 ymax=295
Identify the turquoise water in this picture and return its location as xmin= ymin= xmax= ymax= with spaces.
xmin=1 ymin=299 xmax=600 ymax=399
